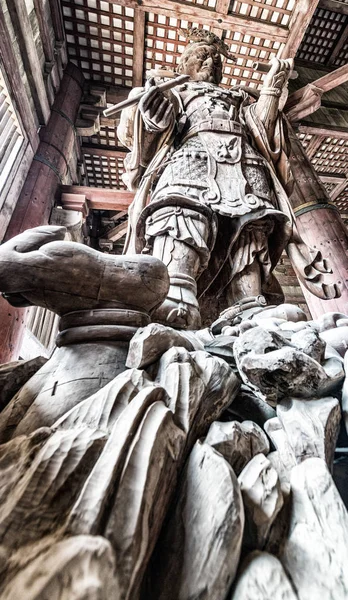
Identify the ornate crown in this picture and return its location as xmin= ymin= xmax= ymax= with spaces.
xmin=178 ymin=27 xmax=237 ymax=62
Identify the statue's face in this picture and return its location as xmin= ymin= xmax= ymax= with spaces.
xmin=178 ymin=44 xmax=222 ymax=84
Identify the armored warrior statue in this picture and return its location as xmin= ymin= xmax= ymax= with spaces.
xmin=118 ymin=30 xmax=338 ymax=329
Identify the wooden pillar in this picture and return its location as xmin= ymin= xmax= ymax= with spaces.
xmin=287 ymin=122 xmax=348 ymax=319
xmin=0 ymin=62 xmax=84 ymax=364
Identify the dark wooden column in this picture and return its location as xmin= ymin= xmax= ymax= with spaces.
xmin=288 ymin=123 xmax=348 ymax=319
xmin=0 ymin=63 xmax=84 ymax=364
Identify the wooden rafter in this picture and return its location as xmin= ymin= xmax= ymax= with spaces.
xmin=60 ymin=186 xmax=134 ymax=211
xmin=305 ymin=135 xmax=326 ymax=159
xmin=298 ymin=122 xmax=348 ymax=139
xmin=0 ymin=4 xmax=39 ymax=151
xmin=330 ymin=178 xmax=348 ymax=201
xmin=278 ymin=0 xmax=320 ymax=58
xmin=285 ymin=63 xmax=348 ymax=121
xmin=7 ymin=0 xmax=51 ymax=125
xmin=106 ymin=0 xmax=288 ymax=42
xmin=81 ymin=146 xmax=127 ymax=159
xmin=106 ymin=221 xmax=128 ymax=241
xmin=132 ymin=9 xmax=146 ymax=87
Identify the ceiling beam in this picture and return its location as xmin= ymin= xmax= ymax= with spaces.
xmin=60 ymin=186 xmax=134 ymax=211
xmin=298 ymin=122 xmax=348 ymax=139
xmin=132 ymin=9 xmax=146 ymax=87
xmin=81 ymin=146 xmax=127 ymax=158
xmin=107 ymin=0 xmax=288 ymax=42
xmin=285 ymin=63 xmax=348 ymax=120
xmin=319 ymin=173 xmax=347 ymax=183
xmin=106 ymin=220 xmax=128 ymax=241
xmin=278 ymin=0 xmax=320 ymax=58
xmin=304 ymin=134 xmax=326 ymax=159
xmin=0 ymin=4 xmax=39 ymax=151
xmin=330 ymin=178 xmax=348 ymax=201
xmin=318 ymin=0 xmax=348 ymax=15
xmin=8 ymin=0 xmax=51 ymax=124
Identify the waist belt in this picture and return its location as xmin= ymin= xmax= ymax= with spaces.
xmin=180 ymin=118 xmax=244 ymax=145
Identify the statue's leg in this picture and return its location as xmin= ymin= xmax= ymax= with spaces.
xmin=226 ymin=260 xmax=262 ymax=304
xmin=223 ymin=219 xmax=276 ymax=313
xmin=143 ymin=206 xmax=215 ymax=329
xmin=151 ymin=236 xmax=202 ymax=329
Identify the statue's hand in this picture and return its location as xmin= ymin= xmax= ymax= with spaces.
xmin=138 ymin=77 xmax=174 ymax=132
xmin=262 ymin=57 xmax=293 ymax=95
xmin=0 ymin=226 xmax=169 ymax=315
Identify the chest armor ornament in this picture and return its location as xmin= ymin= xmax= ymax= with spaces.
xmin=152 ymin=82 xmax=275 ymax=218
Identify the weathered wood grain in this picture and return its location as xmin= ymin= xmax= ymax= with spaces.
xmin=205 ymin=420 xmax=270 ymax=475
xmin=148 ymin=441 xmax=244 ymax=600
xmin=281 ymin=457 xmax=348 ymax=600
xmin=230 ymin=551 xmax=298 ymax=600
xmin=238 ymin=453 xmax=283 ymax=550
xmin=0 ymin=356 xmax=46 ymax=412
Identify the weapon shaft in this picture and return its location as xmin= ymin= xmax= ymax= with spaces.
xmin=103 ymin=74 xmax=190 ymax=117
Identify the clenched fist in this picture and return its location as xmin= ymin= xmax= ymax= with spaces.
xmin=138 ymin=77 xmax=174 ymax=133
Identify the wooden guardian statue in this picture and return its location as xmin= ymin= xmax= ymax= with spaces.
xmin=117 ymin=31 xmax=339 ymax=329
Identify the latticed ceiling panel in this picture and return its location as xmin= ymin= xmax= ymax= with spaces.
xmin=81 ymin=124 xmax=118 ymax=146
xmin=228 ymin=0 xmax=293 ymax=26
xmin=145 ymin=14 xmax=192 ymax=75
xmin=310 ymin=137 xmax=348 ymax=175
xmin=62 ymin=0 xmax=296 ymax=91
xmin=333 ymin=37 xmax=348 ymax=67
xmin=296 ymin=6 xmax=348 ymax=65
xmin=222 ymin=30 xmax=280 ymax=87
xmin=334 ymin=184 xmax=348 ymax=213
xmin=83 ymin=150 xmax=127 ymax=188
xmin=297 ymin=132 xmax=315 ymax=152
xmin=62 ymin=0 xmax=135 ymax=85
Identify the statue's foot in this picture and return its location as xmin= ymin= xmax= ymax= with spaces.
xmin=211 ymin=295 xmax=268 ymax=334
xmin=152 ymin=298 xmax=201 ymax=330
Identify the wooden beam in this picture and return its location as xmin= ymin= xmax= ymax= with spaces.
xmin=33 ymin=0 xmax=55 ymax=63
xmin=318 ymin=0 xmax=348 ymax=15
xmin=0 ymin=4 xmax=39 ymax=151
xmin=48 ymin=0 xmax=65 ymax=41
xmin=106 ymin=220 xmax=128 ymax=241
xmin=278 ymin=0 xmax=320 ymax=58
xmin=298 ymin=122 xmax=348 ymax=139
xmin=318 ymin=172 xmax=346 ymax=182
xmin=304 ymin=134 xmax=326 ymax=159
xmin=81 ymin=146 xmax=127 ymax=158
xmin=60 ymin=186 xmax=134 ymax=211
xmin=308 ymin=62 xmax=348 ymax=92
xmin=331 ymin=178 xmax=348 ymax=201
xmin=215 ymin=0 xmax=230 ymax=13
xmin=105 ymin=0 xmax=288 ymax=42
xmin=8 ymin=0 xmax=51 ymax=125
xmin=285 ymin=63 xmax=348 ymax=120
xmin=132 ymin=9 xmax=145 ymax=88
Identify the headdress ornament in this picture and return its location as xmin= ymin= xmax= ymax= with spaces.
xmin=178 ymin=27 xmax=237 ymax=62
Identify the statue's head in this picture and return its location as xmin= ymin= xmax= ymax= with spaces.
xmin=176 ymin=28 xmax=236 ymax=84
xmin=177 ymin=43 xmax=223 ymax=84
